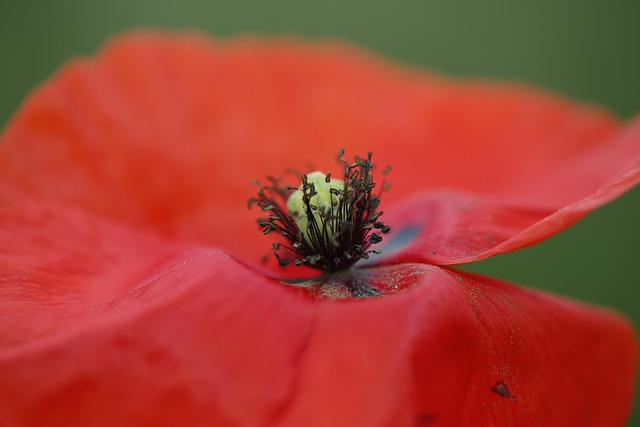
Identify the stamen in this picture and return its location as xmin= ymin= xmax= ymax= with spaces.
xmin=249 ymin=149 xmax=391 ymax=271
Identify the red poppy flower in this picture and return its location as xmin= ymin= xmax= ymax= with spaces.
xmin=0 ymin=31 xmax=638 ymax=426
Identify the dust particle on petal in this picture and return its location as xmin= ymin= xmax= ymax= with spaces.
xmin=491 ymin=380 xmax=511 ymax=398
xmin=415 ymin=413 xmax=436 ymax=425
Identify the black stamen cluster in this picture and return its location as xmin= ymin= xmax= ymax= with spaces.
xmin=248 ymin=149 xmax=391 ymax=271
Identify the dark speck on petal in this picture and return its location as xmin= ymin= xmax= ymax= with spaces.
xmin=415 ymin=413 xmax=436 ymax=425
xmin=491 ymin=381 xmax=511 ymax=398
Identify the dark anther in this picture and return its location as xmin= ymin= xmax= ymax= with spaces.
xmin=370 ymin=233 xmax=383 ymax=244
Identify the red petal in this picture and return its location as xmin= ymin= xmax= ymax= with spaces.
xmin=0 ymin=202 xmax=187 ymax=348
xmin=280 ymin=267 xmax=637 ymax=426
xmin=1 ymin=32 xmax=638 ymax=265
xmin=380 ymin=143 xmax=639 ymax=265
xmin=0 ymin=204 xmax=636 ymax=425
xmin=0 ymin=203 xmax=316 ymax=425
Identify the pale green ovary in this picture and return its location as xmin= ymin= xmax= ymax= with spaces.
xmin=286 ymin=171 xmax=345 ymax=246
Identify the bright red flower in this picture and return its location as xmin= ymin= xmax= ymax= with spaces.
xmin=0 ymin=31 xmax=638 ymax=426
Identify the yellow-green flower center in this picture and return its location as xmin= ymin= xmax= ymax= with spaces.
xmin=286 ymin=172 xmax=345 ymax=250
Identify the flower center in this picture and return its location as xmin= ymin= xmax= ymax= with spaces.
xmin=249 ymin=149 xmax=391 ymax=272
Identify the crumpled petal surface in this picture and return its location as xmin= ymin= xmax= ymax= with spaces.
xmin=0 ymin=204 xmax=636 ymax=426
xmin=0 ymin=32 xmax=638 ymax=266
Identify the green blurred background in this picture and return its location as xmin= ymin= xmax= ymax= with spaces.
xmin=1 ymin=0 xmax=638 ymax=423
